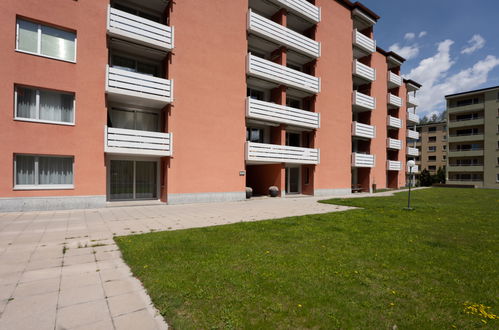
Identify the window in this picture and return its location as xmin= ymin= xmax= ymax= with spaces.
xmin=497 ymin=174 xmax=499 ymax=183
xmin=428 ymin=166 xmax=436 ymax=171
xmin=442 ymin=135 xmax=447 ymax=141
xmin=246 ymin=128 xmax=264 ymax=143
xmin=456 ymin=98 xmax=479 ymax=107
xmin=286 ymin=97 xmax=301 ymax=109
xmin=113 ymin=4 xmax=161 ymax=23
xmin=16 ymin=19 xmax=76 ymax=62
xmin=108 ymin=108 xmax=159 ymax=132
xmin=443 ymin=155 xmax=447 ymax=160
xmin=428 ymin=146 xmax=436 ymax=152
xmin=14 ymin=155 xmax=74 ymax=189
xmin=428 ymin=156 xmax=436 ymax=162
xmin=428 ymin=126 xmax=437 ymax=132
xmin=443 ymin=145 xmax=447 ymax=150
xmin=247 ymin=88 xmax=264 ymax=101
xmin=111 ymin=55 xmax=159 ymax=77
xmin=15 ymin=86 xmax=75 ymax=124
xmin=428 ymin=136 xmax=436 ymax=142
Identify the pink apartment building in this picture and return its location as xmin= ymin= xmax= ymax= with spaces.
xmin=0 ymin=0 xmax=420 ymax=211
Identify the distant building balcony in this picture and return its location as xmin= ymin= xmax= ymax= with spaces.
xmin=351 ymin=152 xmax=375 ymax=168
xmin=353 ymin=59 xmax=376 ymax=83
xmin=407 ymin=147 xmax=419 ymax=156
xmin=353 ymin=29 xmax=376 ymax=55
xmin=352 ymin=91 xmax=375 ymax=111
xmin=407 ymin=129 xmax=420 ymax=140
xmin=387 ymin=115 xmax=402 ymax=129
xmin=407 ymin=94 xmax=418 ymax=107
xmin=387 ymin=138 xmax=402 ymax=150
xmin=267 ymin=0 xmax=321 ymax=24
xmin=352 ymin=121 xmax=376 ymax=139
xmin=387 ymin=71 xmax=402 ymax=88
xmin=407 ymin=111 xmax=420 ymax=124
xmin=245 ymin=142 xmax=319 ymax=164
xmin=387 ymin=160 xmax=402 ymax=171
xmin=104 ymin=126 xmax=172 ymax=157
xmin=388 ymin=93 xmax=402 ymax=108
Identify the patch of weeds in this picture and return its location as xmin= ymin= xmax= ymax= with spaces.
xmin=62 ymin=245 xmax=68 ymax=254
xmin=90 ymin=243 xmax=107 ymax=248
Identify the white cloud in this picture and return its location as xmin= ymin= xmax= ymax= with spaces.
xmin=389 ymin=43 xmax=420 ymax=60
xmin=461 ymin=34 xmax=485 ymax=54
xmin=418 ymin=31 xmax=427 ymax=38
xmin=404 ymin=32 xmax=416 ymax=41
xmin=405 ymin=40 xmax=499 ymax=117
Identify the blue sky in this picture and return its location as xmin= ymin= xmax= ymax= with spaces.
xmin=359 ymin=0 xmax=499 ymax=117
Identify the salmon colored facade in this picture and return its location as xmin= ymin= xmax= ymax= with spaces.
xmin=0 ymin=0 xmax=420 ymax=211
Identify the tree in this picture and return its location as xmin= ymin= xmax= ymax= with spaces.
xmin=435 ymin=166 xmax=446 ymax=184
xmin=419 ymin=169 xmax=433 ymax=186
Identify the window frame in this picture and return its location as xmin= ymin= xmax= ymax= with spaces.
xmin=13 ymin=154 xmax=75 ymax=190
xmin=14 ymin=85 xmax=76 ymax=126
xmin=15 ymin=18 xmax=77 ymax=63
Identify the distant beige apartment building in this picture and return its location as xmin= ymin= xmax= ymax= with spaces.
xmin=445 ymin=85 xmax=499 ymax=188
xmin=416 ymin=122 xmax=447 ymax=174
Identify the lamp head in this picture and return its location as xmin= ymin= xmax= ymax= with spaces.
xmin=407 ymin=160 xmax=416 ymax=168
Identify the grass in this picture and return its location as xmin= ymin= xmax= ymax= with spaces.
xmin=115 ymin=188 xmax=499 ymax=329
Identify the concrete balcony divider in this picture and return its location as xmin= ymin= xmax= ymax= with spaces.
xmin=387 ymin=115 xmax=402 ymax=129
xmin=246 ymin=97 xmax=320 ymax=129
xmin=104 ymin=126 xmax=172 ymax=156
xmin=106 ymin=66 xmax=173 ymax=106
xmin=247 ymin=54 xmax=320 ymax=94
xmin=268 ymin=0 xmax=321 ymax=23
xmin=353 ymin=60 xmax=376 ymax=82
xmin=387 ymin=160 xmax=402 ymax=171
xmin=352 ymin=91 xmax=376 ymax=111
xmin=407 ymin=94 xmax=418 ymax=107
xmin=248 ymin=10 xmax=320 ymax=58
xmin=245 ymin=141 xmax=319 ymax=164
xmin=353 ymin=29 xmax=376 ymax=54
xmin=107 ymin=6 xmax=174 ymax=51
xmin=351 ymin=153 xmax=375 ymax=168
xmin=407 ymin=111 xmax=420 ymax=124
xmin=387 ymin=93 xmax=402 ymax=108
xmin=352 ymin=121 xmax=376 ymax=139
xmin=407 ymin=147 xmax=419 ymax=156
xmin=407 ymin=129 xmax=420 ymax=140
xmin=387 ymin=71 xmax=402 ymax=88
xmin=387 ymin=137 xmax=402 ymax=150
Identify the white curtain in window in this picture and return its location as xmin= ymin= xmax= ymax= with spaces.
xmin=38 ymin=157 xmax=73 ymax=185
xmin=18 ymin=20 xmax=38 ymax=53
xmin=16 ymin=87 xmax=37 ymax=119
xmin=135 ymin=112 xmax=158 ymax=131
xmin=39 ymin=90 xmax=74 ymax=123
xmin=15 ymin=155 xmax=35 ymax=185
xmin=41 ymin=25 xmax=75 ymax=61
xmin=109 ymin=109 xmax=135 ymax=130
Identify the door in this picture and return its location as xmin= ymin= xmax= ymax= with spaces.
xmin=109 ymin=160 xmax=157 ymax=201
xmin=286 ymin=167 xmax=301 ymax=194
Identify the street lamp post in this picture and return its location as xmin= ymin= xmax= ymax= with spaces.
xmin=405 ymin=160 xmax=415 ymax=210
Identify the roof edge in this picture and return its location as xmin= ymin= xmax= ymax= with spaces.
xmin=336 ymin=0 xmax=380 ymax=21
xmin=445 ymin=85 xmax=499 ymax=98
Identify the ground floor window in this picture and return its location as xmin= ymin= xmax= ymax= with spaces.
xmin=15 ymin=154 xmax=74 ymax=189
xmin=109 ymin=160 xmax=157 ymax=201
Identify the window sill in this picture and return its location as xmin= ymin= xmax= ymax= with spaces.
xmin=13 ymin=185 xmax=74 ymax=191
xmin=14 ymin=118 xmax=75 ymax=126
xmin=15 ymin=49 xmax=76 ymax=64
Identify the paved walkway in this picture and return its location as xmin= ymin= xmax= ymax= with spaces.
xmin=0 ymin=190 xmax=412 ymax=329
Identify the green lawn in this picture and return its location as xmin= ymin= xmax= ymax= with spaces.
xmin=115 ymin=188 xmax=499 ymax=329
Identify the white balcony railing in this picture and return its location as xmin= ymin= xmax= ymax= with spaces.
xmin=268 ymin=0 xmax=321 ymax=23
xmin=387 ymin=93 xmax=402 ymax=107
xmin=351 ymin=153 xmax=375 ymax=168
xmin=246 ymin=98 xmax=320 ymax=129
xmin=407 ymin=129 xmax=420 ymax=140
xmin=245 ymin=142 xmax=319 ymax=164
xmin=352 ymin=91 xmax=375 ymax=111
xmin=353 ymin=60 xmax=376 ymax=82
xmin=106 ymin=66 xmax=173 ymax=106
xmin=407 ymin=165 xmax=419 ymax=173
xmin=407 ymin=111 xmax=420 ymax=124
xmin=107 ymin=6 xmax=174 ymax=51
xmin=353 ymin=29 xmax=376 ymax=54
xmin=387 ymin=138 xmax=402 ymax=150
xmin=387 ymin=160 xmax=402 ymax=171
xmin=247 ymin=54 xmax=320 ymax=94
xmin=352 ymin=121 xmax=376 ymax=139
xmin=248 ymin=10 xmax=320 ymax=58
xmin=407 ymin=94 xmax=418 ymax=107
xmin=104 ymin=126 xmax=172 ymax=156
xmin=387 ymin=71 xmax=402 ymax=88
xmin=407 ymin=147 xmax=419 ymax=156
xmin=387 ymin=115 xmax=402 ymax=129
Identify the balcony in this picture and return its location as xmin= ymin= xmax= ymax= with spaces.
xmin=353 ymin=29 xmax=376 ymax=55
xmin=448 ymin=133 xmax=484 ymax=143
xmin=407 ymin=129 xmax=420 ymax=140
xmin=407 ymin=165 xmax=419 ymax=173
xmin=106 ymin=66 xmax=173 ymax=107
xmin=248 ymin=10 xmax=320 ymax=58
xmin=447 ymin=164 xmax=484 ymax=172
xmin=107 ymin=6 xmax=174 ymax=51
xmin=448 ymin=149 xmax=483 ymax=157
xmin=267 ymin=0 xmax=321 ymax=24
xmin=448 ymin=117 xmax=484 ymax=128
xmin=352 ymin=121 xmax=376 ymax=139
xmin=387 ymin=160 xmax=402 ymax=171
xmin=352 ymin=91 xmax=375 ymax=111
xmin=388 ymin=93 xmax=402 ymax=108
xmin=407 ymin=111 xmax=420 ymax=124
xmin=353 ymin=60 xmax=375 ymax=82
xmin=246 ymin=97 xmax=320 ymax=129
xmin=387 ymin=71 xmax=402 ymax=88
xmin=247 ymin=54 xmax=320 ymax=94
xmin=104 ymin=126 xmax=172 ymax=157
xmin=245 ymin=142 xmax=319 ymax=164
xmin=407 ymin=94 xmax=418 ymax=107
xmin=387 ymin=115 xmax=402 ymax=129
xmin=407 ymin=147 xmax=419 ymax=156
xmin=351 ymin=153 xmax=375 ymax=168
xmin=387 ymin=138 xmax=402 ymax=150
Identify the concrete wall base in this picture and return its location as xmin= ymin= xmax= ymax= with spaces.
xmin=0 ymin=195 xmax=106 ymax=212
xmin=168 ymin=191 xmax=246 ymax=205
xmin=314 ymin=188 xmax=351 ymax=197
